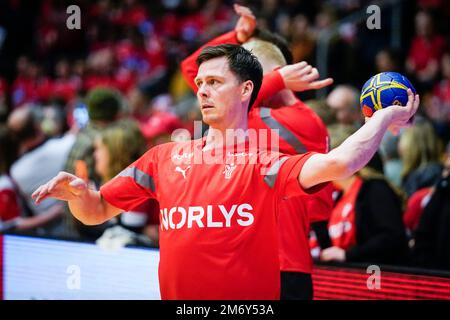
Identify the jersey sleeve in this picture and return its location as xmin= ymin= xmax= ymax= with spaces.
xmin=100 ymin=146 xmax=160 ymax=212
xmin=252 ymin=70 xmax=285 ymax=108
xmin=180 ymin=31 xmax=240 ymax=92
xmin=262 ymin=152 xmax=326 ymax=199
xmin=307 ymin=183 xmax=334 ymax=223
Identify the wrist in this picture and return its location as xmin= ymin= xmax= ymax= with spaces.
xmin=371 ymin=108 xmax=392 ymax=125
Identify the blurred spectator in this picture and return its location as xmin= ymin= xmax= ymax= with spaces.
xmin=428 ymin=51 xmax=450 ymax=143
xmin=314 ymin=126 xmax=408 ymax=265
xmin=379 ymin=131 xmax=403 ymax=187
xmin=398 ymin=117 xmax=444 ymax=196
xmin=7 ymin=105 xmax=75 ymax=236
xmin=304 ymin=98 xmax=337 ymax=126
xmin=0 ymin=126 xmax=21 ymax=229
xmin=326 ymin=85 xmax=363 ymax=128
xmin=93 ymin=121 xmax=159 ymax=244
xmin=64 ymin=87 xmax=122 ymax=187
xmin=41 ymin=104 xmax=67 ymax=138
xmin=411 ymin=141 xmax=450 ymax=270
xmin=0 ymin=77 xmax=8 ymax=122
xmin=128 ymin=76 xmax=184 ymax=146
xmin=403 ymin=186 xmax=433 ymax=236
xmin=375 ymin=48 xmax=402 ymax=73
xmin=51 ymin=58 xmax=82 ymax=103
xmin=290 ymin=14 xmax=315 ymax=63
xmin=406 ymin=10 xmax=447 ymax=90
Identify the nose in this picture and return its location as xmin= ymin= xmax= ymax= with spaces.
xmin=197 ymin=83 xmax=209 ymax=99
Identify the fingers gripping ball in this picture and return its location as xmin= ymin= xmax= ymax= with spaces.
xmin=360 ymin=72 xmax=416 ymax=117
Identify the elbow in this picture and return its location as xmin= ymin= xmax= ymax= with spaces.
xmin=74 ymin=212 xmax=109 ymax=226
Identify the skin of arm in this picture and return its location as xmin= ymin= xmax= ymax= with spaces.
xmin=32 ymin=172 xmax=121 ymax=226
xmin=299 ymin=90 xmax=420 ymax=189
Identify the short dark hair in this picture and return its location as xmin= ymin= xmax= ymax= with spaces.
xmin=254 ymin=28 xmax=293 ymax=65
xmin=86 ymin=87 xmax=121 ymax=122
xmin=196 ymin=44 xmax=263 ymax=111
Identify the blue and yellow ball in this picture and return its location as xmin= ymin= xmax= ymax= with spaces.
xmin=360 ymin=72 xmax=416 ymax=118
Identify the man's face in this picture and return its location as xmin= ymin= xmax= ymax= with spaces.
xmin=195 ymin=57 xmax=250 ymax=128
xmin=327 ymin=88 xmax=360 ymax=125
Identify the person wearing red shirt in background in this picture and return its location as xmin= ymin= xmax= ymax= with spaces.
xmin=180 ymin=4 xmax=334 ymax=300
xmin=406 ymin=11 xmax=447 ymax=89
xmin=0 ymin=126 xmax=21 ymax=230
xmin=32 ymin=41 xmax=419 ymax=299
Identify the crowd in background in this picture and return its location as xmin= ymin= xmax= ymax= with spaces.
xmin=1 ymin=0 xmax=450 ymax=270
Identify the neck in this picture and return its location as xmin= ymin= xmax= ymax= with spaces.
xmin=204 ymin=117 xmax=249 ymax=151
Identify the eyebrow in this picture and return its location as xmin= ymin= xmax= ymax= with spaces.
xmin=194 ymin=74 xmax=226 ymax=85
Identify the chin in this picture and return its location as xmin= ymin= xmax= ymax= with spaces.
xmin=202 ymin=114 xmax=221 ymax=126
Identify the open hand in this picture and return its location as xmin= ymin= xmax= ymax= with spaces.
xmin=234 ymin=4 xmax=256 ymax=43
xmin=32 ymin=171 xmax=88 ymax=204
xmin=278 ymin=61 xmax=334 ymax=92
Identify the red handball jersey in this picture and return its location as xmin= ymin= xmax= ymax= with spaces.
xmin=180 ymin=31 xmax=333 ymax=274
xmin=100 ymin=138 xmax=320 ymax=299
xmin=248 ymin=100 xmax=333 ymax=274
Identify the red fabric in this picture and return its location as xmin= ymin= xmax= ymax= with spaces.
xmin=0 ymin=175 xmax=21 ymax=222
xmin=83 ymin=75 xmax=117 ymax=91
xmin=51 ymin=78 xmax=80 ymax=102
xmin=139 ymin=111 xmax=184 ymax=141
xmin=404 ymin=187 xmax=433 ymax=232
xmin=100 ymin=138 xmax=319 ymax=299
xmin=0 ymin=190 xmax=20 ymax=222
xmin=434 ymin=79 xmax=450 ymax=103
xmin=408 ymin=35 xmax=447 ymax=72
xmin=248 ymin=100 xmax=332 ymax=273
xmin=180 ymin=31 xmax=332 ymax=274
xmin=111 ymin=5 xmax=148 ymax=26
xmin=328 ymin=177 xmax=363 ymax=250
xmin=0 ymin=78 xmax=7 ymax=95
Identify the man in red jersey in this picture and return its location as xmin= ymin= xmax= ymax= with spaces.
xmin=33 ymin=42 xmax=419 ymax=299
xmin=180 ymin=4 xmax=334 ymax=300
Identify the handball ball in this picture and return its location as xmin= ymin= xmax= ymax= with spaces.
xmin=360 ymin=72 xmax=416 ymax=118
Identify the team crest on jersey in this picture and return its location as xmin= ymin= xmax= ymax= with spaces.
xmin=223 ymin=164 xmax=237 ymax=179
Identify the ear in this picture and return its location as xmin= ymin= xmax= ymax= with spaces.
xmin=241 ymin=80 xmax=254 ymax=102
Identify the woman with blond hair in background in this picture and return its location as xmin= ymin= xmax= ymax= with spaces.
xmin=93 ymin=120 xmax=160 ymax=245
xmin=399 ymin=117 xmax=444 ymax=197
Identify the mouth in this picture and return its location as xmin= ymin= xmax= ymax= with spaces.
xmin=201 ymin=103 xmax=214 ymax=110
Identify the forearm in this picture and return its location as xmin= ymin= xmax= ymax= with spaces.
xmin=68 ymin=189 xmax=112 ymax=225
xmin=300 ymin=112 xmax=390 ymax=188
xmin=252 ymin=71 xmax=285 ymax=108
xmin=330 ymin=112 xmax=389 ymax=178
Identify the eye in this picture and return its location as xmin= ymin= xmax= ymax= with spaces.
xmin=196 ymin=80 xmax=203 ymax=88
xmin=208 ymin=79 xmax=218 ymax=85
